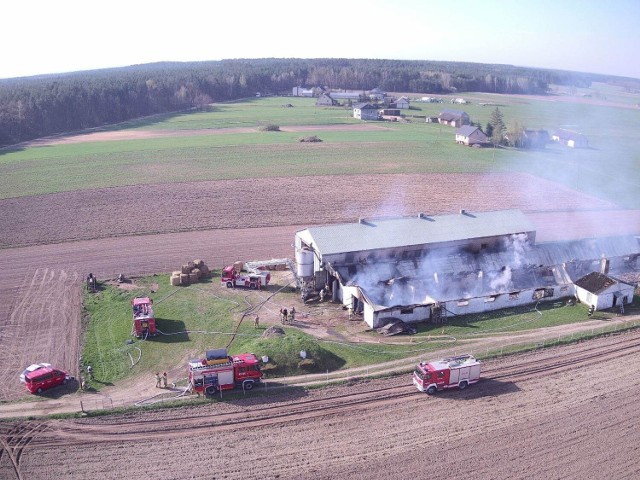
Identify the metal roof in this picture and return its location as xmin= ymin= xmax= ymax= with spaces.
xmin=456 ymin=125 xmax=480 ymax=136
xmin=299 ymin=210 xmax=535 ymax=256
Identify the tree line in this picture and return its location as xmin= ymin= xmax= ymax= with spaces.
xmin=0 ymin=58 xmax=633 ymax=147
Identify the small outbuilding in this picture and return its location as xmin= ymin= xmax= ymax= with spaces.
xmin=574 ymin=271 xmax=635 ymax=312
xmin=552 ymin=128 xmax=589 ymax=148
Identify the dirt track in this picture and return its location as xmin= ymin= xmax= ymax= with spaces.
xmin=2 ymin=331 xmax=640 ymax=479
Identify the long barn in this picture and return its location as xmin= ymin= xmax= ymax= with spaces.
xmin=294 ymin=210 xmax=639 ymax=328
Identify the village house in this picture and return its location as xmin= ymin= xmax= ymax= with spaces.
xmin=455 ymin=125 xmax=489 ymax=146
xmin=436 ymin=109 xmax=470 ymax=127
xmin=353 ymin=103 xmax=380 ymax=120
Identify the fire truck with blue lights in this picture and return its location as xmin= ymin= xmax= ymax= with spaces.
xmin=413 ymin=354 xmax=481 ymax=394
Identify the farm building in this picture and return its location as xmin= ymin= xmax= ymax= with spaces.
xmin=330 ymin=91 xmax=364 ymax=101
xmin=294 ymin=210 xmax=640 ymax=328
xmin=368 ymin=88 xmax=386 ymax=101
xmin=455 ymin=125 xmax=489 ymax=146
xmin=292 ymin=87 xmax=315 ymax=97
xmin=552 ymin=128 xmax=589 ymax=148
xmin=436 ymin=109 xmax=470 ymax=127
xmin=353 ymin=103 xmax=380 ymax=120
xmin=574 ymin=271 xmax=635 ymax=312
xmin=392 ymin=97 xmax=410 ymax=109
xmin=316 ymin=93 xmax=338 ymax=106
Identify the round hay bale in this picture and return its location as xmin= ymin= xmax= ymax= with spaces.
xmin=200 ymin=264 xmax=210 ymax=276
xmin=180 ymin=273 xmax=190 ymax=285
xmin=170 ymin=275 xmax=181 ymax=286
xmin=189 ymin=272 xmax=198 ymax=283
xmin=181 ymin=265 xmax=191 ymax=274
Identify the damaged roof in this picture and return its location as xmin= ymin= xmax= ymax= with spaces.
xmin=299 ymin=209 xmax=535 ymax=257
xmin=574 ymin=272 xmax=625 ymax=294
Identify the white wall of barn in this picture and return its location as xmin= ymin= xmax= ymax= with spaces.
xmin=575 ymin=283 xmax=635 ymax=310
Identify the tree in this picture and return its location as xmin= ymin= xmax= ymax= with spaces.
xmin=488 ymin=107 xmax=506 ymax=145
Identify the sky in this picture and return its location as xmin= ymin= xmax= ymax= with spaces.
xmin=2 ymin=0 xmax=639 ymax=80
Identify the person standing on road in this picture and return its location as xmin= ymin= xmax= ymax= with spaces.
xmin=162 ymin=372 xmax=168 ymax=388
xmin=155 ymin=372 xmax=161 ymax=388
xmin=289 ymin=307 xmax=296 ymax=323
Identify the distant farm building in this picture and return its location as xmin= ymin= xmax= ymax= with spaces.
xmin=552 ymin=128 xmax=589 ymax=148
xmin=294 ymin=210 xmax=640 ymax=329
xmin=292 ymin=86 xmax=315 ymax=97
xmin=455 ymin=125 xmax=489 ymax=146
xmin=316 ymin=93 xmax=338 ymax=106
xmin=392 ymin=96 xmax=410 ymax=109
xmin=353 ymin=103 xmax=380 ymax=120
xmin=368 ymin=88 xmax=386 ymax=101
xmin=380 ymin=108 xmax=401 ymax=117
xmin=519 ymin=129 xmax=550 ymax=149
xmin=436 ymin=109 xmax=470 ymax=127
xmin=329 ymin=91 xmax=364 ymax=101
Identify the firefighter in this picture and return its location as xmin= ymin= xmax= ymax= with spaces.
xmin=289 ymin=307 xmax=296 ymax=323
xmin=348 ymin=306 xmax=354 ymax=320
xmin=86 ymin=365 xmax=94 ymax=380
xmin=155 ymin=372 xmax=161 ymax=388
xmin=254 ymin=315 xmax=260 ymax=328
xmin=319 ymin=288 xmax=325 ymax=302
xmin=162 ymin=372 xmax=168 ymax=388
xmin=283 ymin=308 xmax=288 ymax=325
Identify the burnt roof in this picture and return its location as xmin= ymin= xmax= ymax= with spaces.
xmin=574 ymin=272 xmax=620 ymax=294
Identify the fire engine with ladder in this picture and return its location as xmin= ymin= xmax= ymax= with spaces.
xmin=413 ymin=354 xmax=481 ymax=394
xmin=188 ymin=349 xmax=262 ymax=396
xmin=132 ymin=297 xmax=157 ymax=338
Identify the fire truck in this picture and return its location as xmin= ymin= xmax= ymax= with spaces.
xmin=221 ymin=265 xmax=271 ymax=289
xmin=188 ymin=348 xmax=262 ymax=396
xmin=413 ymin=354 xmax=481 ymax=394
xmin=132 ymin=296 xmax=157 ymax=338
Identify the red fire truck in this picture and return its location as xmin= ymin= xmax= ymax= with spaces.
xmin=221 ymin=265 xmax=271 ymax=289
xmin=188 ymin=349 xmax=262 ymax=396
xmin=132 ymin=296 xmax=157 ymax=338
xmin=413 ymin=354 xmax=481 ymax=394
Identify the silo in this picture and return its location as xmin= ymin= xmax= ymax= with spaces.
xmin=295 ymin=248 xmax=314 ymax=278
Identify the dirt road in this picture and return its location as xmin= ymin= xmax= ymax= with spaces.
xmin=1 ymin=331 xmax=639 ymax=479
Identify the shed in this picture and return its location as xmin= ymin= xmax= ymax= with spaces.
xmin=552 ymin=128 xmax=589 ymax=148
xmin=393 ymin=96 xmax=410 ymax=109
xmin=438 ymin=109 xmax=470 ymax=127
xmin=574 ymin=272 xmax=635 ymax=312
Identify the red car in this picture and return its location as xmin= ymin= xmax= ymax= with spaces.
xmin=23 ymin=366 xmax=69 ymax=394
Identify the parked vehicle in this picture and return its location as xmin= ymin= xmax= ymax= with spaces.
xmin=23 ymin=366 xmax=70 ymax=394
xmin=221 ymin=265 xmax=270 ymax=289
xmin=188 ymin=349 xmax=262 ymax=396
xmin=20 ymin=362 xmax=52 ymax=383
xmin=132 ymin=296 xmax=157 ymax=337
xmin=413 ymin=354 xmax=480 ymax=394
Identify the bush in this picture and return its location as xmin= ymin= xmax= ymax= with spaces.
xmin=299 ymin=135 xmax=322 ymax=142
xmin=259 ymin=124 xmax=280 ymax=132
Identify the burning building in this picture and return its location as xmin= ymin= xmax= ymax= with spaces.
xmin=294 ymin=209 xmax=639 ymax=328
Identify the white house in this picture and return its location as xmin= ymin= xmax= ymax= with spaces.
xmin=353 ymin=103 xmax=379 ymax=120
xmin=455 ymin=125 xmax=489 ymax=146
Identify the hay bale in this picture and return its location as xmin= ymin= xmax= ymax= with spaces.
xmin=170 ymin=275 xmax=181 ymax=286
xmin=193 ymin=259 xmax=204 ymax=268
xmin=187 ymin=261 xmax=196 ymax=270
xmin=200 ymin=264 xmax=210 ymax=277
xmin=189 ymin=272 xmax=198 ymax=283
xmin=180 ymin=273 xmax=190 ymax=285
xmin=192 ymin=268 xmax=202 ymax=280
xmin=181 ymin=265 xmax=191 ymax=274
xmin=172 ymin=271 xmax=182 ymax=277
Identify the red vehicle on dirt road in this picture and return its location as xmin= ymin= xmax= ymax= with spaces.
xmin=413 ymin=354 xmax=481 ymax=394
xmin=221 ymin=265 xmax=270 ymax=289
xmin=188 ymin=349 xmax=262 ymax=396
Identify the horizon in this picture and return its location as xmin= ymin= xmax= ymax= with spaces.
xmin=3 ymin=0 xmax=639 ymax=81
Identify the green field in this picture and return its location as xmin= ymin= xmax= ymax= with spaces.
xmin=81 ymin=274 xmax=640 ymax=390
xmin=2 ymin=89 xmax=639 ymax=206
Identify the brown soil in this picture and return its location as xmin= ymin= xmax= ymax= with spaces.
xmin=1 ymin=331 xmax=640 ymax=479
xmin=1 ymin=124 xmax=640 ymax=477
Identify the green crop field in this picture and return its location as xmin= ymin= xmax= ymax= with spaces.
xmin=2 ymin=88 xmax=639 ymax=207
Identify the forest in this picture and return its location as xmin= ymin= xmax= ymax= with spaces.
xmin=0 ymin=58 xmax=635 ymax=147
